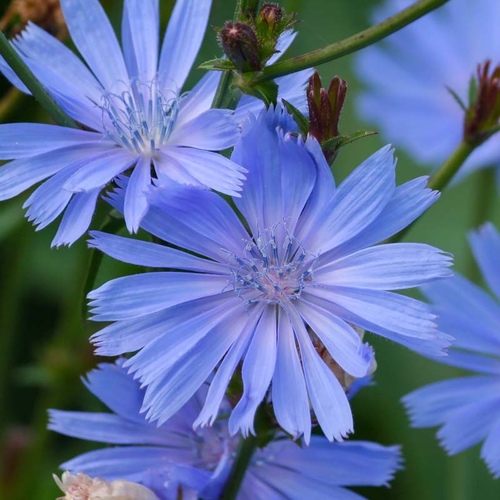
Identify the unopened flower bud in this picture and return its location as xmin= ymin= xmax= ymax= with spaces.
xmin=307 ymin=72 xmax=347 ymax=163
xmin=463 ymin=60 xmax=500 ymax=145
xmin=258 ymin=3 xmax=284 ymax=32
xmin=218 ymin=21 xmax=261 ymax=72
xmin=54 ymin=471 xmax=159 ymax=500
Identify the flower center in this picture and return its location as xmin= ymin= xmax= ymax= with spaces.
xmin=228 ymin=225 xmax=316 ymax=306
xmin=99 ymin=79 xmax=179 ymax=155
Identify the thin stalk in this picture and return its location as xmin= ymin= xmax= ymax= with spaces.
xmin=388 ymin=141 xmax=476 ymax=243
xmin=253 ymin=0 xmax=450 ymax=83
xmin=0 ymin=31 xmax=78 ymax=128
xmin=220 ymin=434 xmax=259 ymax=500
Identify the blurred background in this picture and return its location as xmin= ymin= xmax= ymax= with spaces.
xmin=0 ymin=0 xmax=499 ymax=498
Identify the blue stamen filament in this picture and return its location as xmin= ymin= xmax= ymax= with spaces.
xmin=228 ymin=227 xmax=316 ymax=306
xmin=100 ymin=79 xmax=179 ymax=156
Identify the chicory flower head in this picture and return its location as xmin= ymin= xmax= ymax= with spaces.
xmin=403 ymin=222 xmax=500 ymax=478
xmin=50 ymin=359 xmax=403 ymax=500
xmin=356 ymin=0 xmax=500 ymax=187
xmin=88 ymin=106 xmax=453 ymax=443
xmin=0 ymin=0 xmax=246 ymax=245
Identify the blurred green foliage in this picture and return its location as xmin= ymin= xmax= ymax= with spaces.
xmin=0 ymin=0 xmax=499 ymax=498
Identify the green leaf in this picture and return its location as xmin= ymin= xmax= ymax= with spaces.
xmin=240 ymin=79 xmax=279 ymax=107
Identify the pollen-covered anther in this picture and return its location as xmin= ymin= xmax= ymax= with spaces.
xmin=99 ymin=79 xmax=179 ymax=156
xmin=228 ymin=226 xmax=316 ymax=306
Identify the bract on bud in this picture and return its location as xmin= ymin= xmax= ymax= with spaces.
xmin=463 ymin=60 xmax=500 ymax=145
xmin=218 ymin=21 xmax=262 ymax=72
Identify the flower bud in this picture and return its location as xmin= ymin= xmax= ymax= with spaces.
xmin=464 ymin=60 xmax=500 ymax=145
xmin=307 ymin=72 xmax=347 ymax=163
xmin=54 ymin=472 xmax=160 ymax=500
xmin=218 ymin=21 xmax=262 ymax=72
xmin=258 ymin=3 xmax=284 ymax=32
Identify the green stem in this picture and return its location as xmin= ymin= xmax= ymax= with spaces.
xmin=388 ymin=141 xmax=476 ymax=243
xmin=220 ymin=434 xmax=259 ymax=500
xmin=427 ymin=141 xmax=476 ymax=192
xmin=0 ymin=31 xmax=78 ymax=128
xmin=253 ymin=0 xmax=450 ymax=83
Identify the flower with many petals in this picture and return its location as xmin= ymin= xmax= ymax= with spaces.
xmin=0 ymin=0 xmax=245 ymax=245
xmin=403 ymin=222 xmax=500 ymax=478
xmin=355 ymin=0 xmax=500 ymax=187
xmin=88 ymin=106 xmax=453 ymax=443
xmin=50 ymin=359 xmax=403 ymax=500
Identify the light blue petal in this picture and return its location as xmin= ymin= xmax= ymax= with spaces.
xmin=60 ymin=447 xmax=175 ymax=481
xmin=437 ymin=398 xmax=499 ymax=455
xmin=91 ymin=294 xmax=234 ymax=355
xmin=141 ymin=310 xmax=247 ymax=425
xmin=229 ymin=306 xmax=277 ymax=437
xmin=63 ymin=149 xmax=137 ymax=192
xmin=49 ymin=411 xmax=171 ymax=445
xmin=176 ymin=72 xmax=220 ymax=125
xmin=121 ymin=0 xmax=159 ymax=81
xmin=52 ymin=189 xmax=100 ymax=246
xmin=298 ymin=146 xmax=395 ymax=253
xmin=158 ymin=0 xmax=212 ymax=91
xmin=481 ymin=417 xmax=500 ymax=478
xmin=287 ymin=304 xmax=353 ymax=441
xmin=88 ymin=272 xmax=227 ymax=321
xmin=123 ymin=155 xmax=151 ymax=232
xmin=60 ymin=0 xmax=128 ymax=90
xmin=168 ymin=109 xmax=239 ymax=150
xmin=0 ymin=53 xmax=29 ymax=93
xmin=143 ymin=182 xmax=249 ymax=261
xmin=0 ymin=143 xmax=112 ymax=201
xmin=295 ymin=299 xmax=370 ymax=378
xmin=316 ymin=243 xmax=453 ymax=290
xmin=194 ymin=309 xmax=259 ymax=428
xmin=271 ymin=309 xmax=311 ymax=442
xmin=160 ymin=147 xmax=245 ymax=197
xmin=89 ymin=231 xmax=226 ymax=274
xmin=402 ymin=376 xmax=500 ymax=427
xmin=434 ymin=349 xmax=500 ymax=375
xmin=124 ymin=295 xmax=242 ymax=384
xmin=469 ymin=223 xmax=500 ymax=299
xmin=0 ymin=124 xmax=103 ymax=159
xmin=332 ymin=176 xmax=439 ymax=256
xmin=423 ymin=275 xmax=500 ymax=333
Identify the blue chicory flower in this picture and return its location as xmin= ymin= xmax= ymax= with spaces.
xmin=0 ymin=0 xmax=246 ymax=245
xmin=87 ymin=106 xmax=453 ymax=442
xmin=49 ymin=359 xmax=403 ymax=500
xmin=355 ymin=0 xmax=500 ymax=187
xmin=403 ymin=222 xmax=500 ymax=478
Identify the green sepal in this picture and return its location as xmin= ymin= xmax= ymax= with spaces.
xmin=323 ymin=129 xmax=377 ymax=150
xmin=446 ymin=86 xmax=467 ymax=113
xmin=198 ymin=58 xmax=238 ymax=71
xmin=239 ymin=78 xmax=279 ymax=107
xmin=282 ymin=98 xmax=310 ymax=136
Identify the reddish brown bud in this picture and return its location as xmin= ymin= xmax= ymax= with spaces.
xmin=464 ymin=60 xmax=500 ymax=145
xmin=218 ymin=21 xmax=262 ymax=73
xmin=307 ymin=72 xmax=348 ymax=163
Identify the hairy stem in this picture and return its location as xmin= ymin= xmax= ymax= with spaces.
xmin=253 ymin=0 xmax=450 ymax=82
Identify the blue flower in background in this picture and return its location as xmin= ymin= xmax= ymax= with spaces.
xmin=88 ymin=106 xmax=453 ymax=443
xmin=355 ymin=0 xmax=500 ymax=187
xmin=0 ymin=0 xmax=245 ymax=245
xmin=50 ymin=359 xmax=402 ymax=500
xmin=403 ymin=222 xmax=500 ymax=478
